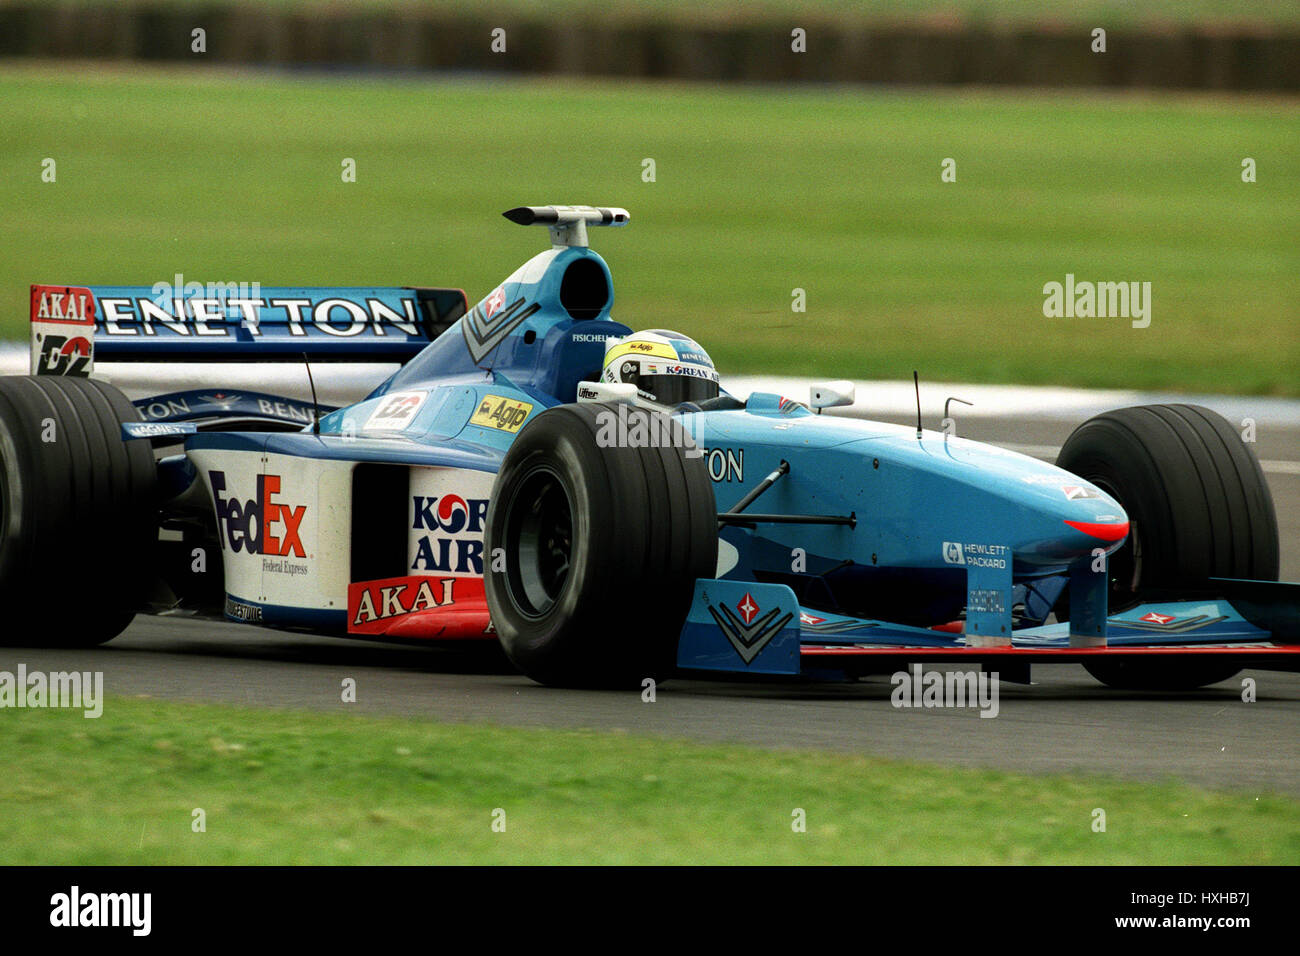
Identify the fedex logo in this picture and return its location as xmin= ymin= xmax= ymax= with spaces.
xmin=210 ymin=471 xmax=307 ymax=557
xmin=411 ymin=494 xmax=489 ymax=574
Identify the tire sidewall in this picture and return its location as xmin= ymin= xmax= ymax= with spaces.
xmin=486 ymin=403 xmax=713 ymax=686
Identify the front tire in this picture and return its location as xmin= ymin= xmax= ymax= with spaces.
xmin=485 ymin=403 xmax=716 ymax=687
xmin=0 ymin=377 xmax=157 ymax=647
xmin=1056 ymin=403 xmax=1278 ymax=690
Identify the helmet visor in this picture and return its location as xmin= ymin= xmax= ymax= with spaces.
xmin=637 ymin=373 xmax=719 ymax=407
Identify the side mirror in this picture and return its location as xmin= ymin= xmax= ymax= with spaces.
xmin=576 ymin=381 xmax=638 ymax=404
xmin=809 ymin=380 xmax=855 ymax=411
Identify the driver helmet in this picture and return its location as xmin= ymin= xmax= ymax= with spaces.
xmin=601 ymin=329 xmax=719 ymax=409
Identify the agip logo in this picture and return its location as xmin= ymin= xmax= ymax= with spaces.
xmin=469 ymin=394 xmax=533 ymax=433
xmin=210 ymin=471 xmax=308 ymax=557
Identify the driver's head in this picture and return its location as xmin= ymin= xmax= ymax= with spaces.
xmin=601 ymin=329 xmax=719 ymax=410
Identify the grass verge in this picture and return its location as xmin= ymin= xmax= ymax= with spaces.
xmin=0 ymin=65 xmax=1296 ymax=393
xmin=1 ymin=695 xmax=1297 ymax=864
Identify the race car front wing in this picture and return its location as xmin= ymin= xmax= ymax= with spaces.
xmin=676 ymin=578 xmax=1300 ymax=679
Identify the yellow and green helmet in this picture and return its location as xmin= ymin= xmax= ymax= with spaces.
xmin=601 ymin=329 xmax=720 ymax=409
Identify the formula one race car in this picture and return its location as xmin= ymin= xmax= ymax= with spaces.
xmin=2 ymin=205 xmax=1295 ymax=689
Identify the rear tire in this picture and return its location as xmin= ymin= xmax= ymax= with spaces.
xmin=0 ymin=377 xmax=157 ymax=646
xmin=484 ymin=403 xmax=716 ymax=687
xmin=1056 ymin=404 xmax=1277 ymax=690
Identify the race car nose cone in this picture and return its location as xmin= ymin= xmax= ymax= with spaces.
xmin=1015 ymin=499 xmax=1129 ymax=565
xmin=1063 ymin=518 xmax=1130 ymax=542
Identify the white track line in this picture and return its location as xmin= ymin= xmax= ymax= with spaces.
xmin=3 ymin=344 xmax=1298 ymax=473
xmin=728 ymin=374 xmax=1300 ymax=429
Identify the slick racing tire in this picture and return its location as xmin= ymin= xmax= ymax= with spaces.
xmin=0 ymin=376 xmax=157 ymax=646
xmin=485 ymin=403 xmax=717 ymax=687
xmin=1057 ymin=404 xmax=1278 ymax=690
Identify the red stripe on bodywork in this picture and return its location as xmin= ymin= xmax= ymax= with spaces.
xmin=801 ymin=645 xmax=1297 ymax=657
xmin=1064 ymin=519 xmax=1130 ymax=542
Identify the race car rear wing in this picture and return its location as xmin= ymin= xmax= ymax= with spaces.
xmin=29 ymin=284 xmax=467 ymax=376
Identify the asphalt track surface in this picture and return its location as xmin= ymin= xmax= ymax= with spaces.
xmin=3 ymin=416 xmax=1296 ymax=797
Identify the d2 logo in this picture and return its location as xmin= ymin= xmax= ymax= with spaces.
xmin=376 ymin=394 xmax=420 ymax=420
xmin=35 ymin=334 xmax=92 ymax=376
xmin=365 ymin=390 xmax=427 ymax=431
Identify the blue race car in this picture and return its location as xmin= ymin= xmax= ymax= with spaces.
xmin=3 ymin=205 xmax=1295 ymax=688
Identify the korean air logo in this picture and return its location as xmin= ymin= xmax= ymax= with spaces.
xmin=412 ymin=494 xmax=490 ymax=575
xmin=666 ymin=364 xmax=717 ymax=381
xmin=413 ymin=495 xmax=488 ymax=535
xmin=942 ymin=541 xmax=965 ymax=565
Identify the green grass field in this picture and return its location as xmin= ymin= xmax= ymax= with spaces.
xmin=1 ymin=696 xmax=1296 ymax=864
xmin=5 ymin=0 xmax=1299 ymax=28
xmin=0 ymin=64 xmax=1296 ymax=394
